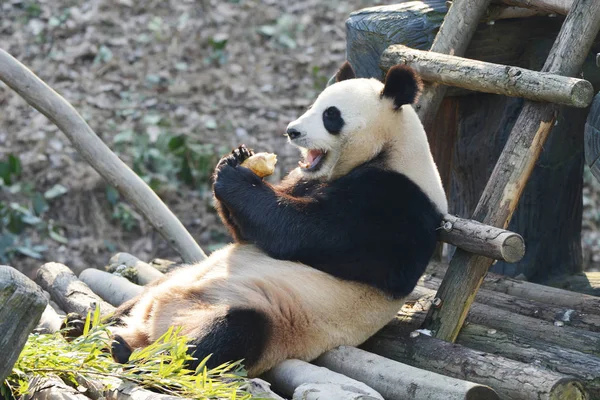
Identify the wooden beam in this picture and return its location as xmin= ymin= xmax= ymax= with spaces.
xmin=424 ymin=0 xmax=600 ymax=343
xmin=0 ymin=49 xmax=207 ymax=264
xmin=36 ymin=262 xmax=115 ymax=318
xmin=0 ymin=265 xmax=47 ymax=382
xmin=420 ymin=274 xmax=600 ymax=332
xmin=415 ymin=0 xmax=493 ymax=133
xmin=458 ymin=323 xmax=600 ymax=397
xmin=314 ymin=346 xmax=499 ymax=400
xmin=381 ymin=45 xmax=594 ymax=107
xmin=365 ymin=296 xmax=599 ymax=397
xmin=426 ymin=261 xmax=600 ymax=316
xmin=438 ymin=214 xmax=525 ymax=262
xmin=362 ymin=326 xmax=588 ymax=400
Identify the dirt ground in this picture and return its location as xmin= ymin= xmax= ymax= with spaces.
xmin=1 ymin=0 xmax=599 ymax=278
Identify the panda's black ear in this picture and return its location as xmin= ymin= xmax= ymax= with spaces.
xmin=335 ymin=61 xmax=356 ymax=82
xmin=381 ymin=65 xmax=423 ymax=110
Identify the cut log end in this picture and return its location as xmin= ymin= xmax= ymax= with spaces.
xmin=466 ymin=386 xmax=501 ymax=400
xmin=551 ymin=378 xmax=588 ymax=400
xmin=501 ymin=234 xmax=526 ymax=263
xmin=571 ymin=80 xmax=594 ymax=108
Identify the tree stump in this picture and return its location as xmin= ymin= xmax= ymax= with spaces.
xmin=0 ymin=265 xmax=47 ymax=382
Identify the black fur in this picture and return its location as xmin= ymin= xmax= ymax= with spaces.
xmin=213 ymin=147 xmax=442 ymax=299
xmin=186 ymin=308 xmax=271 ymax=371
xmin=381 ymin=65 xmax=423 ymax=109
xmin=322 ymin=106 xmax=344 ymax=134
xmin=335 ymin=61 xmax=356 ymax=82
xmin=111 ymin=334 xmax=133 ymax=363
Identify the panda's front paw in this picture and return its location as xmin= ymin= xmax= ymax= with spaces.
xmin=216 ymin=144 xmax=254 ymax=170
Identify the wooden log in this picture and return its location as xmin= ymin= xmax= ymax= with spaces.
xmin=314 ymin=346 xmax=499 ymax=400
xmin=438 ymin=214 xmax=525 ymax=262
xmin=415 ymin=0 xmax=493 ymax=133
xmin=381 ymin=45 xmax=594 ymax=107
xmin=420 ymin=274 xmax=600 ymax=332
xmin=23 ymin=375 xmax=91 ymax=400
xmin=495 ymin=0 xmax=571 ymax=14
xmin=544 ymin=272 xmax=600 ymax=296
xmin=362 ymin=327 xmax=588 ymax=400
xmin=0 ymin=49 xmax=206 ymax=264
xmin=427 ymin=262 xmax=600 ymax=316
xmin=425 ymin=0 xmax=600 ymax=343
xmin=0 ymin=265 xmax=47 ymax=382
xmin=262 ymin=359 xmax=384 ymax=400
xmin=79 ymin=268 xmax=143 ymax=307
xmin=468 ymin=302 xmax=600 ymax=357
xmin=36 ymin=262 xmax=115 ymax=318
xmin=382 ymin=293 xmax=600 ymax=397
xmin=107 ymin=252 xmax=164 ymax=285
xmin=458 ymin=323 xmax=600 ymax=398
xmin=413 ymin=283 xmax=600 ymax=355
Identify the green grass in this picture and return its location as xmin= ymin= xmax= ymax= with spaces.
xmin=3 ymin=308 xmax=257 ymax=400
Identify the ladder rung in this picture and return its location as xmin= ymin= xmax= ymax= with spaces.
xmin=381 ymin=44 xmax=593 ymax=108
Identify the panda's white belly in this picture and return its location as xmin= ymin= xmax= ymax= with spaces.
xmin=114 ymin=243 xmax=405 ymax=376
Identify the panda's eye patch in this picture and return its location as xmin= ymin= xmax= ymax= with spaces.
xmin=322 ymin=106 xmax=344 ymax=135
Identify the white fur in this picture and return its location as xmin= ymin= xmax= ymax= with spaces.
xmin=286 ymin=77 xmax=448 ymax=214
xmin=111 ymin=244 xmax=403 ymax=377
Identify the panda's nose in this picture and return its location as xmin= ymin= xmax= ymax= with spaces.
xmin=286 ymin=128 xmax=302 ymax=140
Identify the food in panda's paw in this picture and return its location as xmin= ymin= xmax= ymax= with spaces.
xmin=240 ymin=152 xmax=278 ymax=177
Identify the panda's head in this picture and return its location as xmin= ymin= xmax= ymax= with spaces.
xmin=285 ymin=61 xmax=424 ymax=181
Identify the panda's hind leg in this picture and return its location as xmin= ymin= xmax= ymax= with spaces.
xmin=186 ymin=308 xmax=271 ymax=374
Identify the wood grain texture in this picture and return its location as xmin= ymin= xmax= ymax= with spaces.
xmin=421 ymin=274 xmax=600 ymax=332
xmin=314 ymin=346 xmax=499 ymax=400
xmin=362 ymin=326 xmax=587 ymax=400
xmin=0 ymin=49 xmax=206 ymax=264
xmin=438 ymin=214 xmax=525 ymax=262
xmin=0 ymin=265 xmax=47 ymax=382
xmin=365 ymin=294 xmax=599 ymax=398
xmin=381 ymin=44 xmax=594 ymax=107
xmin=35 ymin=262 xmax=115 ymax=318
xmin=457 ymin=323 xmax=600 ymax=398
xmin=79 ymin=268 xmax=143 ymax=307
xmin=416 ymin=0 xmax=493 ymax=133
xmin=23 ymin=375 xmax=91 ymax=400
xmin=426 ymin=0 xmax=600 ymax=343
xmin=262 ymin=359 xmax=384 ymax=400
xmin=585 ymin=92 xmax=600 ymax=181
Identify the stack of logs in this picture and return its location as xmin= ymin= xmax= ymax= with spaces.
xmin=2 ymin=248 xmax=599 ymax=399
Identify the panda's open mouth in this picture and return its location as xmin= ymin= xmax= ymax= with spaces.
xmin=299 ymin=149 xmax=327 ymax=171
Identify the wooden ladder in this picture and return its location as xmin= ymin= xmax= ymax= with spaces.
xmin=379 ymin=0 xmax=600 ymax=342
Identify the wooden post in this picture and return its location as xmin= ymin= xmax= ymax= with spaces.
xmin=425 ymin=0 xmax=600 ymax=343
xmin=362 ymin=329 xmax=588 ymax=400
xmin=415 ymin=0 xmax=493 ymax=133
xmin=381 ymin=45 xmax=594 ymax=107
xmin=364 ymin=297 xmax=599 ymax=397
xmin=36 ymin=262 xmax=115 ymax=318
xmin=438 ymin=215 xmax=525 ymax=262
xmin=314 ymin=346 xmax=499 ymax=400
xmin=0 ymin=265 xmax=47 ymax=382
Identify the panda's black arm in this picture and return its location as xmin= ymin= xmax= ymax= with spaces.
xmin=214 ymin=164 xmax=441 ymax=297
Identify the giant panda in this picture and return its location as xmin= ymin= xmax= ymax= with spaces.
xmin=108 ymin=61 xmax=448 ymax=377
